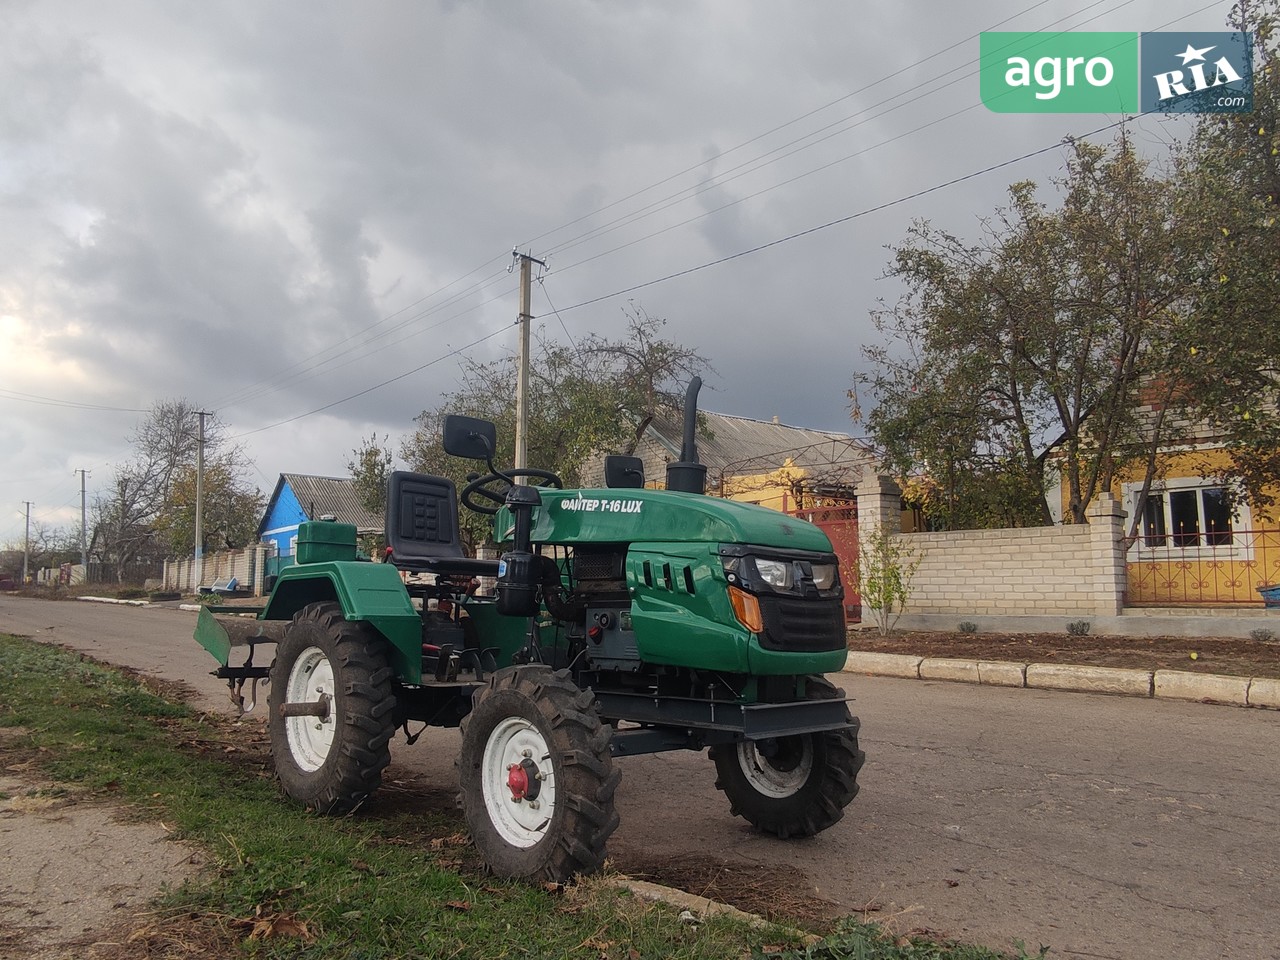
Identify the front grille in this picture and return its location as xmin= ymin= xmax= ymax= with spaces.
xmin=757 ymin=596 xmax=846 ymax=652
xmin=574 ymin=551 xmax=626 ymax=581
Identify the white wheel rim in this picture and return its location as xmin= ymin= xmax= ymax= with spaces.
xmin=481 ymin=716 xmax=556 ymax=849
xmin=284 ymin=645 xmax=336 ymax=772
xmin=736 ymin=738 xmax=814 ymax=799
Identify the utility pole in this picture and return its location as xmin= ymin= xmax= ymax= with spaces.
xmin=512 ymin=250 xmax=546 ymax=479
xmin=22 ymin=500 xmax=32 ymax=585
xmin=75 ymin=469 xmax=89 ymax=568
xmin=194 ymin=410 xmax=210 ymax=591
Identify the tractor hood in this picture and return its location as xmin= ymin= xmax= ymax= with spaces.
xmin=500 ymin=488 xmax=834 ymax=553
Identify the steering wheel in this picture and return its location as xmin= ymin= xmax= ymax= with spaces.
xmin=460 ymin=469 xmax=563 ymax=515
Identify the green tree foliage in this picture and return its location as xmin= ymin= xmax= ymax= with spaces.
xmin=857 ymin=135 xmax=1199 ymax=528
xmin=1174 ymin=0 xmax=1280 ymax=514
xmin=853 ymin=526 xmax=922 ymax=637
xmin=860 ymin=4 xmax=1280 ymax=530
xmin=152 ymin=463 xmax=265 ymax=555
xmin=402 ymin=306 xmax=708 ymax=543
xmin=347 ymin=433 xmax=394 ymax=519
xmin=346 ymin=433 xmax=394 ymax=555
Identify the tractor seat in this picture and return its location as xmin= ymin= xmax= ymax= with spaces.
xmin=384 ymin=471 xmax=500 ymax=578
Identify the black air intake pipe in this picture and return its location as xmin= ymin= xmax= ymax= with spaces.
xmin=665 ymin=376 xmax=707 ymax=494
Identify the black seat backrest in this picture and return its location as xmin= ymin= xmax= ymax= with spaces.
xmin=386 ymin=471 xmax=464 ymax=564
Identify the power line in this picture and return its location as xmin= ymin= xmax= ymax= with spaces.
xmin=0 ymin=388 xmax=148 ymax=413
xmin=209 ymin=260 xmax=513 ymax=408
xmin=26 ymin=0 xmax=1213 ymax=448
xmin=198 ymin=0 xmax=1119 ymax=414
xmin=214 ymin=273 xmax=518 ymax=410
xmin=229 ymin=323 xmax=514 ymax=438
xmin=521 ymin=0 xmax=1067 ymax=253
xmin=543 ymin=0 xmax=1220 ymax=313
xmin=218 ymin=106 xmax=1181 ymax=436
xmin=552 ymin=102 xmax=985 ymax=278
xmin=552 ymin=119 xmax=1129 ymax=316
xmin=537 ymin=277 xmax=580 ymax=358
xmin=536 ymin=0 xmax=1140 ymax=262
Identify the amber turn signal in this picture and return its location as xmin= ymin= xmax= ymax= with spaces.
xmin=728 ymin=585 xmax=763 ymax=633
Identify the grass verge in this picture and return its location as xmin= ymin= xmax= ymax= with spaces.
xmin=0 ymin=634 xmax=1046 ymax=959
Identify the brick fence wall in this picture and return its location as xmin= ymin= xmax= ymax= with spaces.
xmin=856 ymin=476 xmax=1127 ymax=619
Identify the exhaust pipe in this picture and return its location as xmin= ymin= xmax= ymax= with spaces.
xmin=666 ymin=376 xmax=707 ymax=494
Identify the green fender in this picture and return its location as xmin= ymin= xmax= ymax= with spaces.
xmin=261 ymin=561 xmax=423 ymax=683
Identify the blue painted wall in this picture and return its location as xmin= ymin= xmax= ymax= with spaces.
xmin=261 ymin=482 xmax=307 ymax=557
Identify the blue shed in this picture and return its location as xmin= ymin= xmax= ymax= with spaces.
xmin=258 ymin=474 xmax=383 ymax=571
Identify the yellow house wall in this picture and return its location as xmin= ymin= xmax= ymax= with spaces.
xmin=716 ymin=463 xmax=804 ymax=512
xmin=643 ymin=463 xmax=808 ymax=512
xmin=1099 ymin=448 xmax=1280 ymax=606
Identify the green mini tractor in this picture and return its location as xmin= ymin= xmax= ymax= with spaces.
xmin=196 ymin=379 xmax=864 ymax=881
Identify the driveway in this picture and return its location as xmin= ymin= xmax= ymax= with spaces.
xmin=2 ymin=597 xmax=1277 ymax=960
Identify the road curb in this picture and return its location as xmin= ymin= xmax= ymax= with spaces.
xmin=843 ymin=652 xmax=922 ymax=678
xmin=1248 ymin=677 xmax=1280 ymax=709
xmin=1027 ymin=663 xmax=1152 ymax=697
xmin=843 ymin=651 xmax=1277 ymax=710
xmin=1154 ymin=670 xmax=1250 ymax=706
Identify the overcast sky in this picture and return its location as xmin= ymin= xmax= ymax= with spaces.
xmin=0 ymin=0 xmax=1235 ymax=545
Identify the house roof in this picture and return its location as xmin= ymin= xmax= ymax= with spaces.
xmin=260 ymin=474 xmax=382 ymax=534
xmin=649 ymin=410 xmax=874 ymax=477
xmin=583 ymin=410 xmax=876 ymax=492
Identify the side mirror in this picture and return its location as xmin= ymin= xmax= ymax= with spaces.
xmin=443 ymin=415 xmax=497 ymax=461
xmin=604 ymin=455 xmax=645 ymax=489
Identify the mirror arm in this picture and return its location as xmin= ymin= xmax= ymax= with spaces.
xmin=474 ymin=433 xmax=520 ymax=487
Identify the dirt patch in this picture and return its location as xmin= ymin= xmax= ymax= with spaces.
xmin=0 ymin=751 xmax=202 ymax=959
xmin=848 ymin=629 xmax=1280 ymax=678
xmin=607 ymin=846 xmax=840 ymax=929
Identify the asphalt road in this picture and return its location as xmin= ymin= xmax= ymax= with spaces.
xmin=2 ymin=596 xmax=1277 ymax=960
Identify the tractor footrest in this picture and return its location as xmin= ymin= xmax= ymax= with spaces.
xmin=594 ymin=691 xmax=856 ymax=741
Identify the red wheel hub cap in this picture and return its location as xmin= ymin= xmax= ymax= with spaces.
xmin=506 ymin=758 xmax=541 ymax=801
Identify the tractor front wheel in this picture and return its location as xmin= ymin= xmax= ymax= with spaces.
xmin=709 ymin=675 xmax=864 ymax=838
xmin=267 ymin=602 xmax=397 ymax=813
xmin=457 ymin=665 xmax=620 ymax=881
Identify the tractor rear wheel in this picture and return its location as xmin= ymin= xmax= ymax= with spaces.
xmin=457 ymin=665 xmax=620 ymax=881
xmin=710 ymin=675 xmax=864 ymax=838
xmin=268 ymin=602 xmax=396 ymax=814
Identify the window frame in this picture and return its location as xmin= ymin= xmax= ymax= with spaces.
xmin=1124 ymin=479 xmax=1251 ymax=559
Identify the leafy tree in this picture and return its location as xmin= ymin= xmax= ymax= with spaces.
xmin=347 ymin=433 xmax=394 ymax=555
xmin=402 ymin=306 xmax=708 ymax=544
xmin=1174 ymin=0 xmax=1280 ymax=515
xmin=152 ymin=463 xmax=265 ymax=555
xmin=857 ymin=135 xmax=1198 ymax=528
xmin=347 ymin=433 xmax=395 ymax=519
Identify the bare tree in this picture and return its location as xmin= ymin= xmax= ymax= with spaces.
xmin=93 ymin=400 xmax=263 ymax=574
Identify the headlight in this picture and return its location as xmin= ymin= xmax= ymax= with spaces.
xmin=811 ymin=563 xmax=837 ymax=590
xmin=754 ymin=558 xmax=793 ymax=589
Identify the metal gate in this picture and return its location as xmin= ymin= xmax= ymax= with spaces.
xmin=1125 ymin=524 xmax=1280 ymax=606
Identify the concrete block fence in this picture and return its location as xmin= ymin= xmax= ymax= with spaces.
xmin=855 ymin=475 xmax=1127 ymax=623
